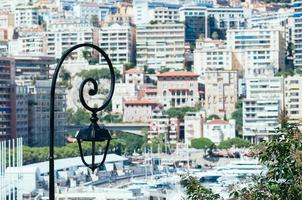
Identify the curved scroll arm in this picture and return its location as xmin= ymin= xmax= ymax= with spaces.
xmin=49 ymin=43 xmax=115 ymax=200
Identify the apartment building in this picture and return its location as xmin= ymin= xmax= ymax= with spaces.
xmin=157 ymin=71 xmax=199 ymax=109
xmin=193 ymin=39 xmax=233 ymax=77
xmin=14 ymin=56 xmax=54 ymax=80
xmin=148 ymin=115 xmax=180 ymax=144
xmin=284 ymin=75 xmax=302 ymax=123
xmin=179 ymin=6 xmax=208 ymax=43
xmin=136 ymin=22 xmax=185 ymax=71
xmin=16 ymin=85 xmax=29 ymax=145
xmin=227 ymin=28 xmax=286 ymax=77
xmin=243 ymin=77 xmax=284 ymax=144
xmin=15 ymin=5 xmax=39 ymax=28
xmin=28 ymin=80 xmax=67 ymax=147
xmin=111 ymin=83 xmax=137 ymax=114
xmin=8 ymin=27 xmax=46 ymax=56
xmin=203 ymin=119 xmax=236 ymax=144
xmin=293 ymin=1 xmax=302 ymax=68
xmin=99 ymin=22 xmax=135 ymax=65
xmin=123 ymin=99 xmax=160 ymax=123
xmin=46 ymin=22 xmax=97 ymax=59
xmin=0 ymin=57 xmax=16 ymax=140
xmin=133 ymin=0 xmax=180 ymax=24
xmin=204 ymin=70 xmax=238 ymax=119
xmin=125 ymin=68 xmax=144 ymax=86
xmin=184 ymin=110 xmax=206 ymax=145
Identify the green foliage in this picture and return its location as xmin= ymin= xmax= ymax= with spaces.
xmin=191 ymin=138 xmax=214 ymax=149
xmin=160 ymin=68 xmax=170 ymax=73
xmin=207 ymin=114 xmax=220 ymax=120
xmin=165 ymin=106 xmax=200 ymax=121
xmin=23 ymin=132 xmax=145 ymax=164
xmin=231 ymin=123 xmax=302 ymax=200
xmin=211 ymin=31 xmax=219 ymax=40
xmin=275 ymin=69 xmax=294 ymax=77
xmin=66 ymin=108 xmax=90 ymax=125
xmin=101 ymin=113 xmax=122 ymax=123
xmin=232 ymin=100 xmax=243 ymax=133
xmin=181 ymin=175 xmax=220 ymax=200
xmin=218 ymin=138 xmax=251 ymax=149
xmin=77 ymin=68 xmax=121 ymax=80
xmin=124 ymin=63 xmax=135 ymax=71
xmin=146 ymin=68 xmax=155 ymax=74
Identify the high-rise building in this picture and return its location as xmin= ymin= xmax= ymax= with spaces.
xmin=16 ymin=85 xmax=29 ymax=145
xmin=179 ymin=6 xmax=208 ymax=44
xmin=99 ymin=22 xmax=135 ymax=65
xmin=28 ymin=80 xmax=67 ymax=147
xmin=0 ymin=57 xmax=16 ymax=140
xmin=227 ymin=28 xmax=286 ymax=77
xmin=293 ymin=1 xmax=302 ymax=68
xmin=284 ymin=75 xmax=302 ymax=123
xmin=193 ymin=39 xmax=233 ymax=77
xmin=243 ymin=76 xmax=284 ymax=143
xmin=15 ymin=5 xmax=39 ymax=28
xmin=46 ymin=22 xmax=97 ymax=59
xmin=136 ymin=22 xmax=185 ymax=71
xmin=204 ymin=70 xmax=238 ymax=119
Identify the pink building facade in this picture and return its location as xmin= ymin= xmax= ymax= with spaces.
xmin=157 ymin=71 xmax=199 ymax=109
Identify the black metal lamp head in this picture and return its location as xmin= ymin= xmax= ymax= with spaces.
xmin=76 ymin=113 xmax=112 ymax=172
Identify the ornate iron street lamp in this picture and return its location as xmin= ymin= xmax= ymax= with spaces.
xmin=49 ymin=43 xmax=115 ymax=200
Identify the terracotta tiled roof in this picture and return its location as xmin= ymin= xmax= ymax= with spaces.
xmin=126 ymin=68 xmax=144 ymax=74
xmin=125 ymin=99 xmax=159 ymax=105
xmin=157 ymin=71 xmax=199 ymax=77
xmin=145 ymin=88 xmax=157 ymax=93
xmin=207 ymin=119 xmax=229 ymax=125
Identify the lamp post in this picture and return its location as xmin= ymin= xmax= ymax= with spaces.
xmin=49 ymin=43 xmax=115 ymax=200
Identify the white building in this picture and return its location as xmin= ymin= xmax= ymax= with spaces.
xmin=243 ymin=77 xmax=284 ymax=143
xmin=15 ymin=5 xmax=39 ymax=28
xmin=203 ymin=119 xmax=236 ymax=144
xmin=194 ymin=39 xmax=233 ymax=77
xmin=46 ymin=22 xmax=96 ymax=59
xmin=293 ymin=1 xmax=302 ymax=68
xmin=111 ymin=83 xmax=137 ymax=114
xmin=133 ymin=0 xmax=180 ymax=25
xmin=99 ymin=22 xmax=135 ymax=65
xmin=227 ymin=28 xmax=286 ymax=77
xmin=8 ymin=28 xmax=46 ymax=56
xmin=184 ymin=110 xmax=206 ymax=145
xmin=125 ymin=68 xmax=144 ymax=86
xmin=148 ymin=115 xmax=180 ymax=144
xmin=284 ymin=75 xmax=302 ymax=123
xmin=136 ymin=22 xmax=185 ymax=71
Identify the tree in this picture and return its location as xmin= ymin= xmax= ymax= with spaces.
xmin=207 ymin=114 xmax=220 ymax=120
xmin=231 ymin=101 xmax=243 ymax=134
xmin=90 ymin=15 xmax=99 ymax=27
xmin=67 ymin=108 xmax=90 ymax=125
xmin=82 ymin=49 xmax=91 ymax=60
xmin=165 ymin=106 xmax=200 ymax=121
xmin=231 ymin=123 xmax=302 ymax=200
xmin=124 ymin=63 xmax=135 ymax=71
xmin=77 ymin=68 xmax=121 ymax=80
xmin=181 ymin=175 xmax=220 ymax=200
xmin=146 ymin=68 xmax=155 ymax=74
xmin=218 ymin=138 xmax=250 ymax=149
xmin=211 ymin=31 xmax=219 ymax=40
xmin=160 ymin=68 xmax=170 ymax=73
xmin=191 ymin=138 xmax=214 ymax=149
xmin=275 ymin=69 xmax=294 ymax=77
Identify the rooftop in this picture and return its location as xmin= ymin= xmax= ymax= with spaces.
xmin=157 ymin=71 xmax=199 ymax=78
xmin=125 ymin=99 xmax=159 ymax=105
xmin=23 ymin=153 xmax=127 ymax=174
xmin=207 ymin=119 xmax=229 ymax=125
xmin=126 ymin=68 xmax=144 ymax=74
